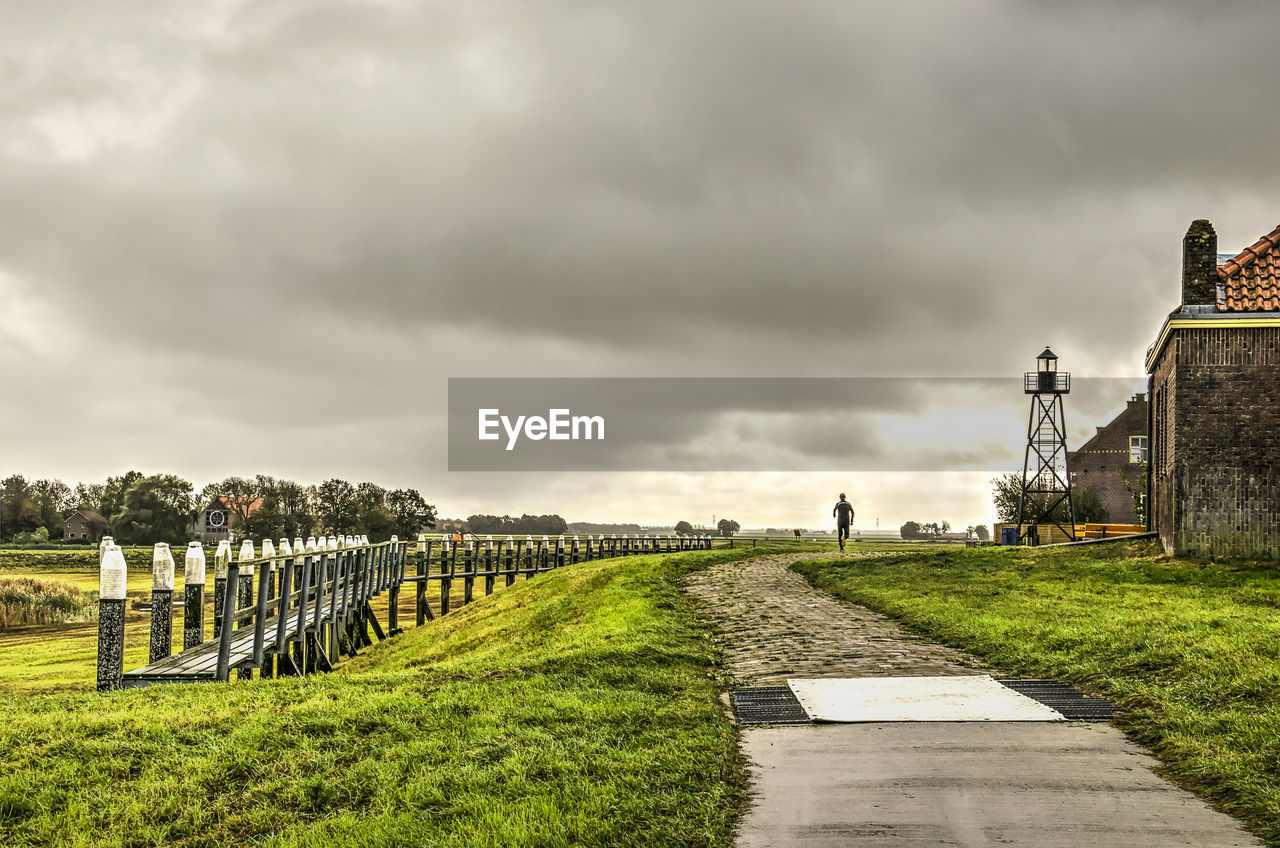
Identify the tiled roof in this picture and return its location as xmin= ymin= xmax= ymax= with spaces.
xmin=1218 ymin=225 xmax=1280 ymax=311
xmin=213 ymin=496 xmax=263 ymax=515
xmin=72 ymin=509 xmax=106 ymax=522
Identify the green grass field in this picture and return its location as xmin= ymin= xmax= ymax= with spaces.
xmin=0 ymin=545 xmax=762 ymax=847
xmin=794 ymin=541 xmax=1280 ymax=846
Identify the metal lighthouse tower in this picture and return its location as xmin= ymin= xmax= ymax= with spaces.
xmin=1016 ymin=347 xmax=1075 ymax=545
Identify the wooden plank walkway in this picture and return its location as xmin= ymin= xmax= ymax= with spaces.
xmin=111 ymin=533 xmax=712 ymax=689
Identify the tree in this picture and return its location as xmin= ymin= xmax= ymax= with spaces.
xmin=991 ymin=471 xmax=1079 ymax=525
xmin=28 ymin=479 xmax=72 ymax=538
xmin=271 ymin=479 xmax=316 ymax=539
xmin=1072 ymin=487 xmax=1110 ymax=524
xmin=990 ymin=472 xmax=1023 ymax=523
xmin=1123 ymin=462 xmax=1148 ymax=527
xmin=1 ymin=475 xmax=42 ymax=541
xmin=72 ymin=482 xmax=106 ymax=513
xmin=313 ymin=479 xmax=358 ymax=535
xmin=973 ymin=524 xmax=990 ymax=542
xmin=228 ymin=477 xmax=301 ymax=540
xmin=716 ymin=518 xmax=741 ymax=537
xmin=899 ymin=520 xmax=923 ymax=540
xmin=99 ymin=471 xmax=144 ymax=521
xmin=353 ymin=482 xmax=396 ymax=539
xmin=387 ymin=489 xmax=437 ymax=539
xmin=674 ymin=520 xmax=694 ymax=536
xmin=201 ymin=476 xmax=268 ymax=537
xmin=111 ymin=474 xmax=196 ymax=545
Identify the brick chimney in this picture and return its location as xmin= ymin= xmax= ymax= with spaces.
xmin=1182 ymin=219 xmax=1218 ymax=305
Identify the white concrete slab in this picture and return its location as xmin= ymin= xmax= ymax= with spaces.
xmin=737 ymin=723 xmax=1264 ymax=847
xmin=788 ymin=675 xmax=1065 ymax=722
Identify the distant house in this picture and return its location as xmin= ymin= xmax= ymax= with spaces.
xmin=192 ymin=496 xmax=263 ymax=544
xmin=63 ymin=509 xmax=106 ymax=542
xmin=1067 ymin=394 xmax=1148 ymax=525
xmin=1145 ymin=219 xmax=1280 ymax=558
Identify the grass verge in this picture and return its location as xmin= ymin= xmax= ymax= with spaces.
xmin=794 ymin=541 xmax=1280 ymax=846
xmin=0 ymin=545 xmax=764 ymax=848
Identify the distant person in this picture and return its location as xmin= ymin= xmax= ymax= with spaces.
xmin=833 ymin=494 xmax=854 ymax=550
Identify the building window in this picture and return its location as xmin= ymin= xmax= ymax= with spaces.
xmin=1129 ymin=435 xmax=1148 ymax=464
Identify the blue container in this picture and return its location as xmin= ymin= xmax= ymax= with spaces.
xmin=1001 ymin=527 xmax=1018 ymax=546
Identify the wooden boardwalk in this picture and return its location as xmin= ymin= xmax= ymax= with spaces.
xmin=115 ymin=533 xmax=711 ymax=688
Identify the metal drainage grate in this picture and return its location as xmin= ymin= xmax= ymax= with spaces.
xmin=731 ymin=686 xmax=812 ymax=725
xmin=997 ymin=678 xmax=1121 ymax=721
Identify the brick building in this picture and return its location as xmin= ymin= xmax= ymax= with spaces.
xmin=1145 ymin=219 xmax=1280 ymax=559
xmin=1067 ymin=394 xmax=1148 ymax=525
xmin=191 ymin=496 xmax=262 ymax=544
xmin=63 ymin=509 xmax=107 ymax=542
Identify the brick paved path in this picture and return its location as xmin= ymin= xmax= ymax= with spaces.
xmin=684 ymin=551 xmax=984 ymax=684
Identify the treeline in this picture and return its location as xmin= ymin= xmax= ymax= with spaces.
xmin=1 ymin=472 xmax=436 ymax=546
xmin=464 ymin=514 xmax=570 ymax=536
xmin=899 ymin=520 xmax=953 ymax=540
xmin=566 ymin=522 xmax=646 ymax=536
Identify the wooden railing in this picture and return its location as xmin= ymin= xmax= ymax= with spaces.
xmin=96 ymin=532 xmax=713 ymax=691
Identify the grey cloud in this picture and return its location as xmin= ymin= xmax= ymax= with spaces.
xmin=0 ymin=1 xmax=1273 ymax=523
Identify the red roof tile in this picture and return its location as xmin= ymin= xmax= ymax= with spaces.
xmin=1218 ymin=224 xmax=1280 ymax=312
xmin=214 ymin=496 xmax=263 ymax=515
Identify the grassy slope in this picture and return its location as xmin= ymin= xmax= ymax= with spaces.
xmin=795 ymin=542 xmax=1280 ymax=846
xmin=0 ymin=546 xmax=762 ymax=848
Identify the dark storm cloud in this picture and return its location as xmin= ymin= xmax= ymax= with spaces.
xmin=6 ymin=1 xmax=1280 ymax=362
xmin=1 ymin=1 xmax=1276 ymax=518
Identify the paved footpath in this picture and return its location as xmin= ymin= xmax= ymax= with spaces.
xmin=685 ymin=551 xmax=1262 ymax=847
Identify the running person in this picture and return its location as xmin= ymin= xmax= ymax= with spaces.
xmin=833 ymin=494 xmax=854 ymax=550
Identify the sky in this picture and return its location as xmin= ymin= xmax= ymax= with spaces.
xmin=3 ymin=0 xmax=1280 ymax=531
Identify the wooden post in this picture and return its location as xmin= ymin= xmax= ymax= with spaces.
xmin=149 ymin=542 xmax=175 ymax=663
xmin=463 ymin=538 xmax=475 ymax=604
xmin=484 ymin=536 xmax=495 ymax=596
xmin=415 ymin=534 xmax=429 ymax=625
xmin=213 ymin=539 xmax=231 ymax=639
xmin=388 ymin=536 xmax=401 ymax=633
xmin=216 ymin=559 xmax=240 ymax=682
xmin=274 ymin=538 xmax=295 ymax=673
xmin=183 ymin=541 xmax=205 ymax=650
xmin=441 ymin=535 xmax=453 ymax=614
xmin=294 ymin=538 xmax=316 ymax=673
xmin=236 ymin=540 xmax=255 ymax=680
xmin=96 ymin=545 xmax=127 ymax=692
xmin=504 ymin=535 xmax=516 ymax=586
xmin=254 ymin=539 xmax=275 ymax=675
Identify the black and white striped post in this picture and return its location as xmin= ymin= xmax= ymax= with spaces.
xmin=183 ymin=541 xmax=205 ymax=649
xmin=213 ymin=539 xmax=231 ymax=638
xmin=149 ymin=542 xmax=175 ymax=663
xmin=96 ymin=545 xmax=127 ymax=692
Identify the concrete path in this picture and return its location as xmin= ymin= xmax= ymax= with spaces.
xmin=685 ymin=551 xmax=1262 ymax=847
